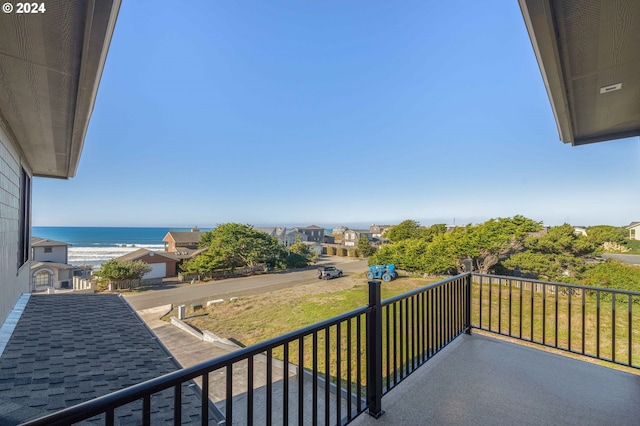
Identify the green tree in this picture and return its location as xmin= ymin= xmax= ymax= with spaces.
xmin=502 ymin=251 xmax=584 ymax=281
xmin=525 ymin=224 xmax=595 ymax=256
xmin=182 ymin=223 xmax=283 ymax=273
xmin=586 ymin=225 xmax=626 ymax=247
xmin=386 ymin=220 xmax=423 ymax=242
xmin=420 ymin=224 xmax=447 ymax=242
xmin=95 ymin=260 xmax=152 ymax=281
xmin=357 ymin=235 xmax=375 ymax=257
xmin=288 ymin=235 xmax=317 ymax=265
xmin=501 ymin=223 xmax=597 ymax=280
xmin=434 ymin=216 xmax=542 ymax=274
xmin=370 ymin=215 xmax=541 ymax=275
xmin=582 ymin=259 xmax=640 ymax=292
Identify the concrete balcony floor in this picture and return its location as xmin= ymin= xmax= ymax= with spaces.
xmin=351 ymin=334 xmax=640 ymax=426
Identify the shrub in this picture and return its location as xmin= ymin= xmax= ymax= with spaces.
xmin=337 ymin=247 xmax=347 ymax=257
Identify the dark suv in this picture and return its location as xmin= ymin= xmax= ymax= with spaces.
xmin=317 ymin=266 xmax=343 ymax=280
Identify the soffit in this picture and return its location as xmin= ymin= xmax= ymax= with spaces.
xmin=0 ymin=0 xmax=120 ymax=178
xmin=520 ymin=0 xmax=640 ymax=145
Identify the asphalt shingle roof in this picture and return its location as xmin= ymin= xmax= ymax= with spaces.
xmin=163 ymin=232 xmax=203 ymax=245
xmin=114 ymin=248 xmax=179 ymax=262
xmin=0 ymin=294 xmax=207 ymax=425
xmin=30 ymin=237 xmax=70 ymax=248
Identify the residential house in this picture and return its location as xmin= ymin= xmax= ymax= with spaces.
xmin=0 ymin=0 xmax=120 ymax=325
xmin=113 ymin=248 xmax=180 ymax=279
xmin=627 ymin=222 xmax=640 ymax=240
xmin=31 ymin=237 xmax=69 ymax=264
xmin=332 ymin=226 xmax=348 ymax=235
xmin=370 ymin=224 xmax=393 ymax=238
xmin=291 ymin=225 xmax=325 ymax=243
xmin=30 ymin=237 xmax=76 ymax=290
xmin=285 ymin=229 xmax=308 ymax=246
xmin=574 ymin=226 xmax=588 ymax=236
xmin=2 ymin=0 xmax=640 ymax=425
xmin=163 ymin=227 xmax=204 ymax=256
xmin=255 ymin=226 xmax=288 ymax=245
xmin=344 ymin=229 xmax=372 ymax=247
xmin=0 ymin=3 xmax=208 ymax=423
xmin=304 ymin=242 xmax=323 ymax=257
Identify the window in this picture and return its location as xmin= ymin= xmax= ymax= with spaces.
xmin=44 ymin=247 xmax=52 ymax=253
xmin=34 ymin=270 xmax=50 ymax=286
xmin=18 ymin=168 xmax=31 ymax=268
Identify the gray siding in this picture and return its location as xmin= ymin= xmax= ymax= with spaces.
xmin=0 ymin=125 xmax=30 ymax=326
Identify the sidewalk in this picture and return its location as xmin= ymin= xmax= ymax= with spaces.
xmin=136 ymin=306 xmax=231 ymax=369
xmin=136 ymin=305 xmax=358 ymax=425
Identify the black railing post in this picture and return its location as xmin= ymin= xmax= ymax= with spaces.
xmin=367 ymin=280 xmax=384 ymax=419
xmin=465 ymin=273 xmax=472 ymax=335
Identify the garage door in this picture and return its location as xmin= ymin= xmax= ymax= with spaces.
xmin=143 ymin=263 xmax=166 ymax=279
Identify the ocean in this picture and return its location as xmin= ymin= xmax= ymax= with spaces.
xmin=32 ymin=226 xmax=335 ymax=268
xmin=32 ymin=227 xmax=198 ymax=267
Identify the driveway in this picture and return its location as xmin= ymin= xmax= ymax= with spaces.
xmin=601 ymin=253 xmax=640 ymax=265
xmin=125 ymin=257 xmax=368 ymax=310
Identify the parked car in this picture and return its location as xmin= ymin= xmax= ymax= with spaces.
xmin=317 ymin=266 xmax=343 ymax=280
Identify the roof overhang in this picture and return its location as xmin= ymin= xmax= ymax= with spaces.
xmin=0 ymin=0 xmax=121 ymax=178
xmin=519 ymin=0 xmax=640 ymax=146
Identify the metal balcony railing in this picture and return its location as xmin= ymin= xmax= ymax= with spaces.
xmin=472 ymin=274 xmax=640 ymax=368
xmin=22 ymin=273 xmax=639 ymax=426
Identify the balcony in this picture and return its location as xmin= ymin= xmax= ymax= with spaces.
xmin=20 ymin=274 xmax=640 ymax=425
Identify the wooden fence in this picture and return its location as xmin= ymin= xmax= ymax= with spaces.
xmin=106 ymin=277 xmax=163 ymax=291
xmin=179 ymin=264 xmax=267 ymax=282
xmin=73 ymin=276 xmax=94 ymax=292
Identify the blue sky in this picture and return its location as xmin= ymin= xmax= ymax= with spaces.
xmin=33 ymin=0 xmax=639 ymax=228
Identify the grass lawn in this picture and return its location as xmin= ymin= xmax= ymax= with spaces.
xmin=472 ymin=277 xmax=640 ymax=371
xmin=183 ymin=273 xmax=441 ymax=347
xmin=178 ymin=273 xmax=639 ymax=385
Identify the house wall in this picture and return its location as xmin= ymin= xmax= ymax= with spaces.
xmin=285 ymin=232 xmax=307 ymax=246
xmin=630 ymin=225 xmax=640 ymax=240
xmin=302 ymin=228 xmax=324 ymax=243
xmin=344 ymin=231 xmax=357 ymax=247
xmin=0 ymin=125 xmax=31 ymax=326
xmin=33 ymin=245 xmax=67 ymax=263
xmin=164 ymin=237 xmax=176 ymax=252
xmin=32 ymin=266 xmax=74 ymax=289
xmin=138 ymin=253 xmax=177 ymax=277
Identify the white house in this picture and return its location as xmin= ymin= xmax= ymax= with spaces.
xmin=574 ymin=226 xmax=588 ymax=237
xmin=30 ymin=237 xmax=76 ymax=290
xmin=285 ymin=230 xmax=308 ymax=246
xmin=31 ymin=237 xmax=70 ymax=264
xmin=255 ymin=226 xmax=288 ymax=246
xmin=344 ymin=229 xmax=372 ymax=247
xmin=627 ymin=222 xmax=640 ymax=240
xmin=0 ymin=1 xmax=120 ymax=325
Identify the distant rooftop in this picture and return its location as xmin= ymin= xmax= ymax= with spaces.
xmin=30 ymin=237 xmax=70 ymax=248
xmin=163 ymin=231 xmax=204 ymax=244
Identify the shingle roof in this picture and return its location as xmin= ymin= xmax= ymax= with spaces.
xmin=0 ymin=294 xmax=206 ymax=424
xmin=30 ymin=261 xmax=75 ymax=270
xmin=163 ymin=231 xmax=203 ymax=244
xmin=114 ymin=248 xmax=180 ymax=263
xmin=254 ymin=227 xmax=276 ymax=236
xmin=170 ymin=247 xmax=206 ymax=260
xmin=30 ymin=237 xmax=70 ymax=248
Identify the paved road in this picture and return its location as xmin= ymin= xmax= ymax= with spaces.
xmin=601 ymin=253 xmax=640 ymax=265
xmin=125 ymin=257 xmax=368 ymax=310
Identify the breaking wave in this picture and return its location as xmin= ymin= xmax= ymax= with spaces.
xmin=68 ymin=244 xmax=166 ymax=267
